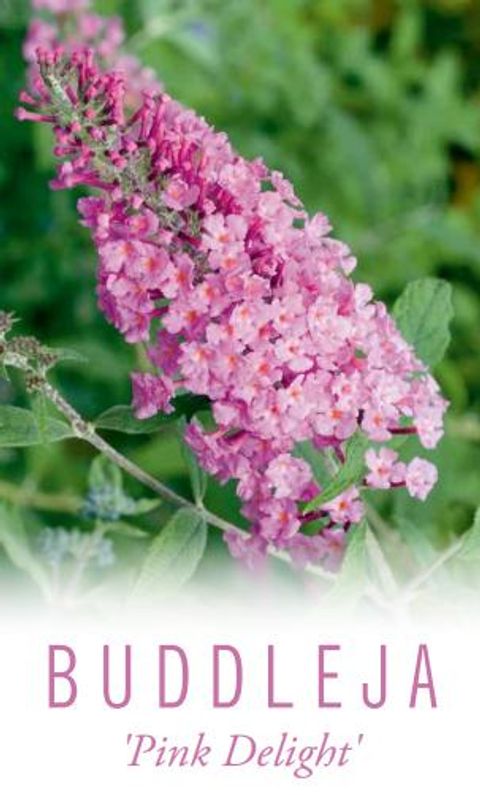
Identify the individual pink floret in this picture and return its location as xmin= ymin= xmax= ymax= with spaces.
xmin=131 ymin=372 xmax=175 ymax=419
xmin=321 ymin=487 xmax=365 ymax=526
xmin=405 ymin=458 xmax=438 ymax=501
xmin=365 ymin=447 xmax=406 ymax=489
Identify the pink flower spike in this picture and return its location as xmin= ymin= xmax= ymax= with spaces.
xmin=16 ymin=30 xmax=448 ymax=568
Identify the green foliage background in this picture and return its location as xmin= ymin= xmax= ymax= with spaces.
xmin=0 ymin=0 xmax=479 ymax=599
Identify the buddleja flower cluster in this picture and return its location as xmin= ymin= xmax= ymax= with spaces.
xmin=17 ymin=1 xmax=447 ymax=570
xmin=24 ymin=0 xmax=161 ymax=103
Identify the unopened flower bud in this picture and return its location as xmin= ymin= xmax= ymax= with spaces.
xmin=9 ymin=335 xmax=43 ymax=358
xmin=25 ymin=372 xmax=46 ymax=393
xmin=0 ymin=311 xmax=16 ymax=337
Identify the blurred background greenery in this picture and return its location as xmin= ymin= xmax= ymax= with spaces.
xmin=1 ymin=0 xmax=480 ymax=595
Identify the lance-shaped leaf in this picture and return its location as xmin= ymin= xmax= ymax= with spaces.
xmin=454 ymin=507 xmax=480 ymax=564
xmin=321 ymin=520 xmax=369 ymax=609
xmin=364 ymin=525 xmax=398 ymax=599
xmin=0 ymin=502 xmax=50 ymax=596
xmin=393 ymin=277 xmax=453 ymax=367
xmin=321 ymin=521 xmax=397 ymax=609
xmin=293 ymin=440 xmax=331 ymax=486
xmin=102 ymin=521 xmax=149 ymax=539
xmin=95 ymin=394 xmax=211 ymax=434
xmin=130 ymin=507 xmax=207 ymax=599
xmin=303 ymin=432 xmax=369 ymax=513
xmin=0 ymin=405 xmax=73 ymax=447
xmin=177 ymin=418 xmax=207 ymax=505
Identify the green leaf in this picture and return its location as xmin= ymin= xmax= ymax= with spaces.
xmin=0 ymin=502 xmax=50 ymax=596
xmin=396 ymin=517 xmax=438 ymax=567
xmin=178 ymin=418 xmax=207 ymax=505
xmin=95 ymin=405 xmax=174 ymax=434
xmin=0 ymin=0 xmax=29 ymax=28
xmin=0 ymin=406 xmax=73 ymax=447
xmin=31 ymin=393 xmax=49 ymax=442
xmin=444 ymin=508 xmax=480 ymax=589
xmin=364 ymin=525 xmax=398 ymax=599
xmin=322 ymin=521 xmax=369 ymax=609
xmin=393 ymin=278 xmax=453 ymax=367
xmin=95 ymin=394 xmax=210 ymax=435
xmin=456 ymin=507 xmax=480 ymax=563
xmin=51 ymin=347 xmax=88 ymax=366
xmin=125 ymin=498 xmax=161 ymax=516
xmin=102 ymin=521 xmax=149 ymax=539
xmin=304 ymin=432 xmax=369 ymax=512
xmin=322 ymin=522 xmax=397 ymax=609
xmin=130 ymin=507 xmax=207 ymax=599
xmin=293 ymin=440 xmax=330 ymax=486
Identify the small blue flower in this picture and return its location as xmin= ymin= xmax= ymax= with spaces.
xmin=38 ymin=527 xmax=72 ymax=567
xmin=82 ymin=485 xmax=136 ymax=521
xmin=38 ymin=527 xmax=116 ymax=569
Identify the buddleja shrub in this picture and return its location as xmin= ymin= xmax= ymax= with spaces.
xmin=0 ymin=0 xmax=463 ymax=603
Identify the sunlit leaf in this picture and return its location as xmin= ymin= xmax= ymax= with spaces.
xmin=0 ymin=502 xmax=50 ymax=596
xmin=130 ymin=507 xmax=207 ymax=599
xmin=304 ymin=433 xmax=369 ymax=512
xmin=0 ymin=406 xmax=73 ymax=447
xmin=393 ymin=278 xmax=453 ymax=367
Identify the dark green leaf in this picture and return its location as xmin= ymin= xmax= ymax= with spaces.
xmin=178 ymin=418 xmax=207 ymax=505
xmin=95 ymin=394 xmax=210 ymax=434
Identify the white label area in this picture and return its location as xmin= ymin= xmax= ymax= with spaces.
xmin=0 ymin=600 xmax=477 ymax=794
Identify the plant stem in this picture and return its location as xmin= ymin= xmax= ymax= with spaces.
xmin=0 ymin=479 xmax=81 ymax=513
xmin=41 ymin=380 xmax=337 ymax=583
xmin=42 ymin=381 xmax=193 ymax=508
